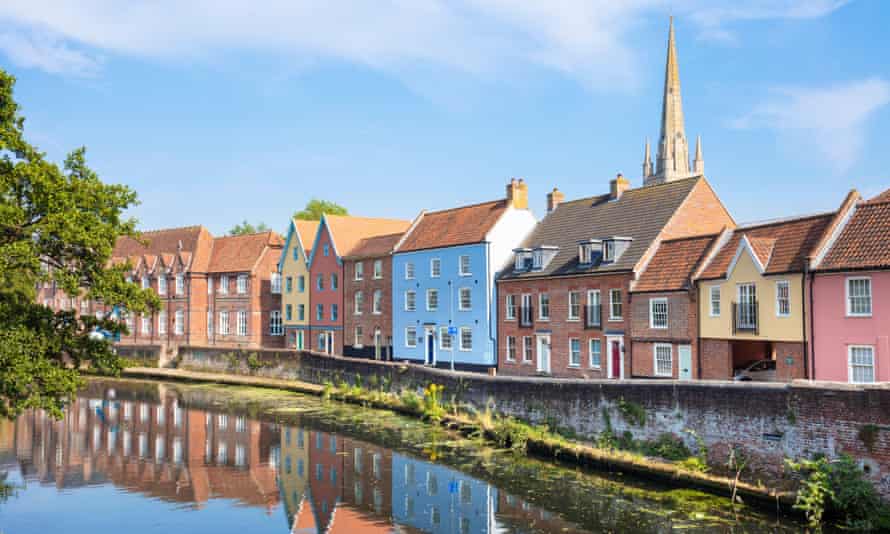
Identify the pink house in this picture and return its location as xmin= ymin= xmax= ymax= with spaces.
xmin=810 ymin=189 xmax=890 ymax=383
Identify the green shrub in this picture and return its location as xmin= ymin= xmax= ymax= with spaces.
xmin=617 ymin=397 xmax=647 ymax=427
xmin=640 ymin=433 xmax=692 ymax=461
xmin=400 ymin=390 xmax=422 ymax=413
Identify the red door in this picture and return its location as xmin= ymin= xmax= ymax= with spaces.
xmin=611 ymin=341 xmax=621 ymax=379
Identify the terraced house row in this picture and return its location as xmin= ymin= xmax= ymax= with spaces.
xmin=38 ymin=19 xmax=889 ymax=384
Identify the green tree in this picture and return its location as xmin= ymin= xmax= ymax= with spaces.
xmin=293 ymin=199 xmax=348 ymax=220
xmin=0 ymin=69 xmax=158 ymax=419
xmin=228 ymin=220 xmax=270 ymax=235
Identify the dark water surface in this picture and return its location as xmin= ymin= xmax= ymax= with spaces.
xmin=0 ymin=378 xmax=803 ymax=533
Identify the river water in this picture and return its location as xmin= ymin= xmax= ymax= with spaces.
xmin=0 ymin=378 xmax=803 ymax=533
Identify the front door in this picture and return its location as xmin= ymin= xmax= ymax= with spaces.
xmin=678 ymin=345 xmax=693 ymax=380
xmin=607 ymin=336 xmax=623 ymax=379
xmin=374 ymin=328 xmax=382 ymax=360
xmin=296 ymin=331 xmax=304 ymax=350
xmin=424 ymin=328 xmax=436 ymax=366
xmin=536 ymin=335 xmax=551 ymax=373
xmin=325 ymin=331 xmax=335 ymax=355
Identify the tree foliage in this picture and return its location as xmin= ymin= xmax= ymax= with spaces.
xmin=228 ymin=220 xmax=270 ymax=235
xmin=293 ymin=199 xmax=348 ymax=220
xmin=0 ymin=68 xmax=158 ymax=419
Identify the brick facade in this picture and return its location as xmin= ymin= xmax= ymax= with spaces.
xmin=629 ymin=290 xmax=698 ymax=379
xmin=343 ymin=255 xmax=394 ymax=360
xmin=699 ymin=338 xmax=732 ymax=379
xmin=497 ymin=273 xmax=632 ymax=379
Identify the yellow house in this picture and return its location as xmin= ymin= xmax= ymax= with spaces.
xmin=279 ymin=219 xmax=319 ymax=349
xmin=278 ymin=424 xmax=310 ymax=529
xmin=695 ymin=212 xmax=837 ymax=380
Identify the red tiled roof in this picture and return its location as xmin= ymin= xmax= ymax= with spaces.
xmin=292 ymin=219 xmax=320 ymax=256
xmin=208 ymin=231 xmax=283 ymax=273
xmin=324 ymin=215 xmax=411 ymax=258
xmin=698 ymin=213 xmax=834 ymax=279
xmin=397 ymin=199 xmax=508 ymax=253
xmin=819 ymin=197 xmax=890 ymax=270
xmin=114 ymin=226 xmax=214 ymax=272
xmin=634 ymin=234 xmax=718 ymax=292
xmin=344 ymin=232 xmax=404 ymax=259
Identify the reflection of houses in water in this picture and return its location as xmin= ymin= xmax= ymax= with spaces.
xmin=1 ymin=388 xmax=279 ymax=511
xmin=391 ymin=453 xmax=498 ymax=534
xmin=497 ymin=491 xmax=589 ymax=534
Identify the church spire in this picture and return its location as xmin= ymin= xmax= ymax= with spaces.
xmin=644 ymin=17 xmax=694 ymax=186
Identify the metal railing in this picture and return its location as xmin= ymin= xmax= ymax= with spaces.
xmin=519 ymin=306 xmax=534 ymax=328
xmin=584 ymin=304 xmax=602 ymax=329
xmin=732 ymin=300 xmax=758 ymax=334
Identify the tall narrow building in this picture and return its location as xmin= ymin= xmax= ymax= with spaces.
xmin=644 ymin=17 xmax=703 ymax=185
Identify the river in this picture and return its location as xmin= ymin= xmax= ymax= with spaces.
xmin=0 ymin=378 xmax=804 ymax=533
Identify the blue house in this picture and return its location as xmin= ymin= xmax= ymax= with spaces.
xmin=391 ymin=180 xmax=536 ymax=370
xmin=391 ymin=453 xmax=498 ymax=534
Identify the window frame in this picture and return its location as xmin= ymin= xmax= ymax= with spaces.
xmin=458 ymin=287 xmax=472 ymax=311
xmin=538 ymin=293 xmax=550 ymax=320
xmin=653 ymin=343 xmax=673 ymax=377
xmin=709 ymin=286 xmax=721 ymax=317
xmin=505 ymin=336 xmax=516 ymax=362
xmin=505 ymin=294 xmax=517 ymax=321
xmin=846 ymin=277 xmax=872 ymax=317
xmin=270 ymin=310 xmax=283 ymax=336
xmin=459 ymin=327 xmax=473 ymax=351
xmin=372 ymin=289 xmax=382 ymax=315
xmin=404 ymin=262 xmax=415 ymax=280
xmin=589 ymin=338 xmax=602 ymax=369
xmin=649 ymin=297 xmax=669 ymax=329
xmin=405 ymin=290 xmax=416 ymax=312
xmin=522 ymin=336 xmax=533 ymax=363
xmin=373 ymin=260 xmax=383 ymax=279
xmin=430 ymin=258 xmax=441 ymax=278
xmin=271 ymin=272 xmax=282 ymax=294
xmin=848 ymin=345 xmax=876 ymax=384
xmin=459 ymin=255 xmax=471 ymax=276
xmin=609 ymin=289 xmax=623 ymax=321
xmin=775 ymin=280 xmax=791 ymax=317
xmin=426 ymin=288 xmax=439 ymax=311
xmin=405 ymin=327 xmax=417 ymax=348
xmin=568 ymin=338 xmax=581 ymax=367
xmin=236 ymin=274 xmax=248 ymax=295
xmin=439 ymin=327 xmax=452 ymax=351
xmin=568 ymin=291 xmax=581 ymax=321
xmin=354 ymin=291 xmax=363 ymax=315
xmin=237 ymin=310 xmax=248 ymax=336
xmin=354 ymin=262 xmax=364 ymax=281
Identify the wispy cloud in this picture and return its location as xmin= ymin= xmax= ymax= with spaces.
xmin=0 ymin=31 xmax=100 ymax=77
xmin=731 ymin=78 xmax=890 ymax=171
xmin=685 ymin=0 xmax=850 ymax=44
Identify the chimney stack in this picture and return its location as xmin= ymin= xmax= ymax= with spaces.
xmin=610 ymin=173 xmax=630 ymax=200
xmin=506 ymin=177 xmax=528 ymax=209
xmin=546 ymin=187 xmax=564 ymax=213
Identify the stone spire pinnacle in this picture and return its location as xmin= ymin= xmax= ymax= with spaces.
xmin=693 ymin=135 xmax=704 ymax=175
xmin=644 ymin=16 xmax=694 ymax=186
xmin=643 ymin=138 xmax=653 ymax=178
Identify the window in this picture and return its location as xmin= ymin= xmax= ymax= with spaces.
xmin=737 ymin=283 xmax=757 ymax=329
xmin=521 ymin=294 xmax=533 ymax=324
xmin=427 ymin=289 xmax=439 ymax=311
xmin=237 ymin=310 xmax=248 ymax=336
xmin=174 ymin=309 xmax=184 ymax=335
xmin=459 ymin=288 xmax=471 ymax=311
xmin=505 ymin=295 xmax=516 ymax=320
xmin=603 ymin=240 xmax=615 ymax=262
xmin=405 ymin=262 xmax=415 ymax=280
xmin=439 ymin=327 xmax=452 ymax=350
xmin=538 ymin=293 xmax=550 ymax=320
xmin=430 ymin=258 xmax=441 ymax=278
xmin=355 ymin=262 xmax=364 ymax=280
xmin=522 ymin=336 xmax=533 ymax=362
xmin=609 ymin=289 xmax=623 ymax=320
xmin=649 ymin=298 xmax=668 ymax=329
xmin=579 ymin=243 xmax=593 ymax=265
xmin=175 ymin=274 xmax=185 ymax=295
xmin=158 ymin=276 xmax=167 ymax=296
xmin=298 ymin=304 xmax=305 ymax=321
xmin=459 ymin=255 xmax=471 ymax=276
xmin=219 ymin=275 xmax=229 ymax=294
xmin=654 ymin=344 xmax=672 ymax=377
xmin=568 ymin=291 xmax=580 ymax=321
xmin=505 ymin=336 xmax=516 ymax=361
xmin=354 ymin=291 xmax=363 ymax=314
xmin=207 ymin=277 xmax=214 ymax=294
xmin=317 ymin=333 xmax=326 ymax=351
xmin=286 ymin=304 xmax=293 ymax=321
xmin=459 ymin=327 xmax=472 ymax=351
xmin=776 ymin=280 xmax=791 ymax=317
xmin=158 ymin=311 xmax=167 ymax=335
xmin=405 ymin=327 xmax=417 ymax=348
xmin=848 ymin=346 xmax=875 ymax=384
xmin=330 ymin=304 xmax=338 ymax=321
xmin=372 ymin=290 xmax=382 ymax=314
xmin=846 ymin=277 xmax=872 ymax=317
xmin=569 ymin=338 xmax=581 ymax=367
xmin=532 ymin=250 xmax=543 ymax=270
xmin=589 ymin=339 xmax=601 ymax=369
xmin=271 ymin=272 xmax=281 ymax=294
xmin=316 ymin=274 xmax=324 ymax=291
xmin=405 ymin=290 xmax=416 ymax=311
xmin=587 ymin=290 xmax=601 ymax=327
xmin=323 ymin=244 xmax=330 ymax=256
xmin=330 ymin=273 xmax=338 ymax=290
xmin=142 ymin=315 xmax=151 ymax=335
xmin=206 ymin=311 xmax=213 ymax=336
xmin=373 ymin=260 xmax=382 ymax=279
xmin=142 ymin=275 xmax=150 ymax=290
xmin=709 ymin=286 xmax=721 ymax=317
xmin=270 ymin=311 xmax=283 ymax=335
xmin=298 ymin=275 xmax=305 ymax=292
xmin=354 ymin=325 xmax=363 ymax=347
xmin=316 ymin=304 xmax=323 ymax=321
xmin=293 ymin=247 xmax=299 ymax=261
xmin=286 ymin=276 xmax=292 ymax=293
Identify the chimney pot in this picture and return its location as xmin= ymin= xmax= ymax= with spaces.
xmin=546 ymin=187 xmax=564 ymax=213
xmin=610 ymin=173 xmax=630 ymax=200
xmin=506 ymin=177 xmax=529 ymax=210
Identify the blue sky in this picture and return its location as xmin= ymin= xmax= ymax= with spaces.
xmin=1 ymin=1 xmax=888 ymax=235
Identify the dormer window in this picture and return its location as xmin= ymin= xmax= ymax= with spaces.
xmin=532 ymin=250 xmax=544 ymax=270
xmin=603 ymin=240 xmax=615 ymax=262
xmin=577 ymin=239 xmax=602 ymax=266
xmin=513 ymin=248 xmax=533 ymax=271
xmin=600 ymin=237 xmax=632 ymax=263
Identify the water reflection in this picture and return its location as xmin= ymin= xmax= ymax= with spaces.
xmin=0 ymin=382 xmax=584 ymax=533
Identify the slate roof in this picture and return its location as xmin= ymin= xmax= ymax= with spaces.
xmin=698 ymin=213 xmax=834 ymax=280
xmin=113 ymin=225 xmax=214 ymax=272
xmin=396 ymin=199 xmax=509 ymax=253
xmin=501 ymin=176 xmax=701 ymax=279
xmin=633 ymin=233 xmax=719 ymax=292
xmin=344 ymin=232 xmax=404 ymax=260
xmin=208 ymin=231 xmax=283 ymax=273
xmin=819 ymin=191 xmax=890 ymax=271
xmin=324 ymin=215 xmax=411 ymax=258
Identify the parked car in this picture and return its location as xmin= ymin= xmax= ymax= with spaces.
xmin=733 ymin=359 xmax=777 ymax=382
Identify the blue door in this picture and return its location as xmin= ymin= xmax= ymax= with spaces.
xmin=425 ymin=329 xmax=435 ymax=365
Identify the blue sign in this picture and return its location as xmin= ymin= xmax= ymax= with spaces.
xmin=448 ymin=480 xmax=459 ymax=494
xmin=447 ymin=326 xmax=458 ymax=336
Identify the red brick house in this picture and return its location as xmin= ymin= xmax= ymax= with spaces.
xmin=342 ymin=231 xmax=406 ymax=360
xmin=497 ymin=175 xmax=733 ymax=379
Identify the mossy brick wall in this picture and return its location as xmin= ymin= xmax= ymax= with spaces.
xmin=177 ymin=346 xmax=890 ymax=496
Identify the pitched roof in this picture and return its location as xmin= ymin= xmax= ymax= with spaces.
xmin=292 ymin=219 xmax=320 ymax=256
xmin=113 ymin=226 xmax=214 ymax=271
xmin=208 ymin=231 xmax=283 ymax=273
xmin=344 ymin=232 xmax=404 ymax=259
xmin=502 ymin=176 xmax=701 ymax=279
xmin=396 ymin=199 xmax=509 ymax=253
xmin=633 ymin=234 xmax=718 ymax=292
xmin=698 ymin=213 xmax=834 ymax=280
xmin=324 ymin=215 xmax=411 ymax=258
xmin=819 ymin=195 xmax=890 ymax=271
